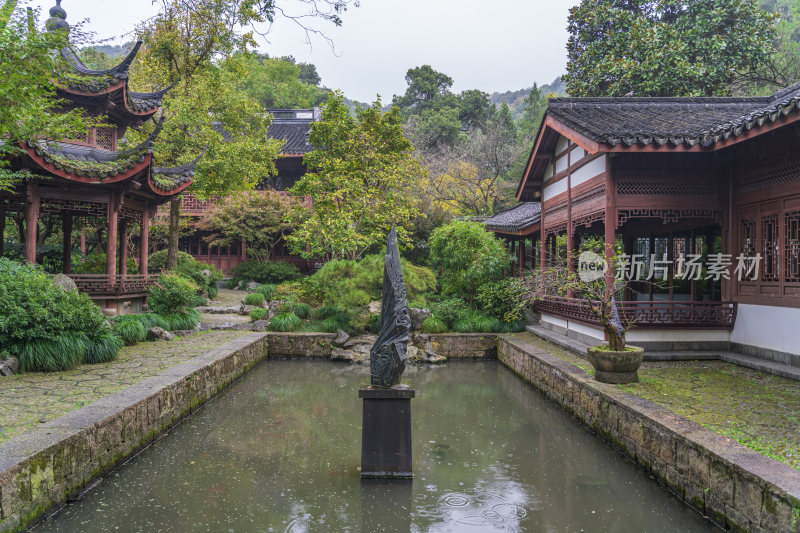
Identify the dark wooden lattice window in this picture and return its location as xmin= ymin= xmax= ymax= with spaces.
xmin=762 ymin=215 xmax=779 ymax=281
xmin=786 ymin=211 xmax=800 ymax=283
xmin=741 ymin=218 xmax=756 ymax=257
xmin=95 ymin=127 xmax=114 ymax=150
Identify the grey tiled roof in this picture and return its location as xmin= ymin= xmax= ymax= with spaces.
xmin=484 ymin=202 xmax=541 ymax=233
xmin=266 ymin=109 xmax=319 ymax=154
xmin=548 ymin=82 xmax=800 ymax=149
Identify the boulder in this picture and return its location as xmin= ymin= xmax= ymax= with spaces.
xmin=409 ymin=308 xmax=431 ymax=330
xmin=367 ymin=300 xmax=382 ymax=314
xmin=147 ymin=327 xmax=175 ymax=341
xmin=422 ymin=341 xmax=447 ymax=363
xmin=246 ymin=280 xmax=260 ymax=291
xmin=333 ymin=329 xmax=350 ymax=347
xmin=0 ymin=356 xmax=19 ymax=376
xmin=239 ymin=304 xmax=256 ymax=316
xmin=51 ymin=273 xmax=77 ymax=292
xmin=342 ymin=334 xmax=377 ymax=350
xmin=331 ymin=347 xmax=356 ymax=362
xmin=196 ymin=305 xmax=241 ymax=314
xmin=252 ymin=320 xmax=270 ymax=332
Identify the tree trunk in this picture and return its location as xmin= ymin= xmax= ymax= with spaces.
xmin=167 ymin=199 xmax=180 ymax=270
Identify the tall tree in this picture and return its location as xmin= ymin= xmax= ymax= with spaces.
xmin=286 ymin=93 xmax=424 ymax=261
xmin=564 ymin=0 xmax=777 ymax=97
xmin=238 ymin=53 xmax=328 ymax=108
xmin=392 ymin=65 xmax=455 ymax=114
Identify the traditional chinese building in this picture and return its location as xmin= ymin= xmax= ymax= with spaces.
xmin=0 ymin=1 xmax=193 ymax=313
xmin=173 ymin=108 xmax=320 ymax=274
xmin=515 ymin=83 xmax=800 ymax=363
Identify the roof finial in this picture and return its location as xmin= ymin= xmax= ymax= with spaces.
xmin=46 ymin=0 xmax=69 ymax=34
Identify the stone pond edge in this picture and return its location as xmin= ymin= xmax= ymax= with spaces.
xmin=497 ymin=334 xmax=800 ymax=533
xmin=0 ymin=332 xmax=497 ymax=532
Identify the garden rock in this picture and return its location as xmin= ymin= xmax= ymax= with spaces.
xmin=409 ymin=308 xmax=431 ymax=330
xmin=196 ymin=305 xmax=240 ymax=314
xmin=418 ymin=341 xmax=447 ymax=364
xmin=367 ymin=300 xmax=381 ymax=314
xmin=342 ymin=334 xmax=377 ymax=350
xmin=51 ymin=273 xmax=77 ymax=292
xmin=331 ymin=347 xmax=356 ymax=362
xmin=147 ymin=327 xmax=175 ymax=341
xmin=252 ymin=320 xmax=270 ymax=332
xmin=239 ymin=304 xmax=256 ymax=315
xmin=0 ymin=356 xmax=19 ymax=376
xmin=333 ymin=329 xmax=350 ymax=346
xmin=246 ymin=280 xmax=260 ymax=291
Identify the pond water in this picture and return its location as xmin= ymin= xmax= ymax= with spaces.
xmin=35 ymin=361 xmax=717 ymax=532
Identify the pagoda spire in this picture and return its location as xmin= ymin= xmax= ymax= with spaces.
xmin=45 ymin=0 xmax=69 ymax=33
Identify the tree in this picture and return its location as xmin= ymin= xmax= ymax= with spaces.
xmin=564 ymin=0 xmax=777 ymax=97
xmin=392 ymin=65 xmax=455 ymax=114
xmin=285 ymin=93 xmax=424 ymax=261
xmin=238 ymin=53 xmax=327 ymax=108
xmin=738 ymin=0 xmax=800 ymax=93
xmin=0 ymin=2 xmax=93 ymax=191
xmin=199 ymin=189 xmax=300 ymax=261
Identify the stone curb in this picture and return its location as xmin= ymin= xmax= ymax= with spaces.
xmin=0 ymin=333 xmax=269 ymax=533
xmin=497 ymin=334 xmax=800 ymax=533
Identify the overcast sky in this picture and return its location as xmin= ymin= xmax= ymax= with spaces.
xmin=28 ymin=0 xmax=576 ymax=102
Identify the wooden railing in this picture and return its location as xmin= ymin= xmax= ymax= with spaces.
xmin=534 ymin=296 xmax=737 ymax=330
xmin=68 ymin=274 xmax=157 ymax=297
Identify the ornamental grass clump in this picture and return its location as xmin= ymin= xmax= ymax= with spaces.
xmin=255 ymin=283 xmax=277 ymax=300
xmin=250 ymin=307 xmax=269 ymax=321
xmin=292 ymin=302 xmax=311 ymax=319
xmin=244 ymin=292 xmax=265 ymax=306
xmin=421 ymin=316 xmax=447 ymax=334
xmin=269 ymin=312 xmax=301 ymax=332
xmin=161 ymin=309 xmax=201 ymax=331
xmin=0 ymin=258 xmax=121 ymax=372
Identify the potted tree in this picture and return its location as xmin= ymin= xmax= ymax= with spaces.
xmin=523 ymin=257 xmax=643 ymax=384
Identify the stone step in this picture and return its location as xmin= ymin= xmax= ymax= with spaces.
xmin=719 ymin=352 xmax=800 ymax=381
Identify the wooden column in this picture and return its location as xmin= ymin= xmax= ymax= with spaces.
xmin=0 ymin=208 xmax=5 ymax=258
xmin=604 ymin=158 xmax=616 ymax=295
xmin=140 ymin=204 xmax=150 ymax=276
xmin=80 ymin=228 xmax=86 ymax=262
xmin=119 ymin=219 xmax=128 ymax=277
xmin=566 ymin=147 xmax=574 ymax=279
xmin=24 ymin=181 xmax=39 ymax=264
xmin=106 ymin=193 xmax=119 ymax=279
xmin=518 ymin=238 xmax=524 ymax=277
xmin=241 ymin=237 xmax=247 ymax=261
xmin=62 ymin=214 xmax=73 ymax=274
xmin=725 ymin=176 xmax=735 ymax=300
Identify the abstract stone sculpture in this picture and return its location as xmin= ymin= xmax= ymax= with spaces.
xmin=369 ymin=227 xmax=411 ymax=388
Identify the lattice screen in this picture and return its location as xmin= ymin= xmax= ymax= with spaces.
xmin=761 ymin=215 xmax=779 ymax=282
xmin=95 ymin=127 xmax=115 ymax=150
xmin=785 ymin=211 xmax=800 ymax=283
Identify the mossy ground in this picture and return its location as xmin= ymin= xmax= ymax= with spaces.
xmin=0 ymin=330 xmax=249 ymax=444
xmin=542 ymin=339 xmax=800 ymax=470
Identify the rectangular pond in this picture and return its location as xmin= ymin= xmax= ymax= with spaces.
xmin=34 ymin=361 xmax=717 ymax=532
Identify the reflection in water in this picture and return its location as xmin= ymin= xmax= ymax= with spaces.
xmin=34 ymin=361 xmax=717 ymax=532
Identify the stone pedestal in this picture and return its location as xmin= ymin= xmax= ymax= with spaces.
xmin=359 ymin=386 xmax=414 ymax=479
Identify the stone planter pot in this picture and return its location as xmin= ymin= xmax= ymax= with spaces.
xmin=586 ymin=345 xmax=644 ymax=384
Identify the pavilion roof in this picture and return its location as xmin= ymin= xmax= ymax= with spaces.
xmin=484 ymin=202 xmax=541 ymax=234
xmin=266 ymin=109 xmax=319 ymax=155
xmin=151 ymin=155 xmax=201 ymax=195
xmin=546 ymin=82 xmax=800 ymax=149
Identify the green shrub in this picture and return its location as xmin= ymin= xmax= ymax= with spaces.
xmin=307 ymin=254 xmax=436 ymax=309
xmin=147 ymin=250 xmax=194 ymax=274
xmin=0 ymin=259 xmax=119 ymax=372
xmin=275 ymin=280 xmax=309 ymax=302
xmin=73 ymin=253 xmax=139 ymax=275
xmin=255 ymin=283 xmax=277 ymax=299
xmin=231 ymin=260 xmax=302 ymax=285
xmin=312 ymin=304 xmax=345 ymax=320
xmin=250 ymin=307 xmax=269 ymax=321
xmin=85 ymin=333 xmax=124 ymax=364
xmin=269 ymin=312 xmax=301 ymax=332
xmin=431 ymin=298 xmax=470 ymax=326
xmin=176 ymin=259 xmax=223 ymax=295
xmin=161 ymin=309 xmax=201 ymax=331
xmin=497 ymin=319 xmax=526 ymax=333
xmin=476 ymin=279 xmax=526 ymax=322
xmin=422 ymin=316 xmax=448 ymax=333
xmin=368 ymin=312 xmax=382 ymax=333
xmin=475 ymin=316 xmax=502 ymax=333
xmin=320 ymin=316 xmax=347 ymax=333
xmin=429 ymin=220 xmax=510 ymax=299
xmin=292 ymin=302 xmax=311 ymax=319
xmin=148 ymin=273 xmax=204 ymax=315
xmin=244 ymin=292 xmax=265 ymax=306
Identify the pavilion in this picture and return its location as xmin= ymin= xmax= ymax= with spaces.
xmin=513 ymin=82 xmax=800 ymax=362
xmin=0 ymin=1 xmax=194 ymax=314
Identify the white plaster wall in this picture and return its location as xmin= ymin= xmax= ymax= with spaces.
xmin=555 ymin=154 xmax=568 ymax=173
xmin=569 ymin=321 xmax=606 ymax=341
xmin=543 ymin=179 xmax=568 ymax=201
xmin=626 ymin=330 xmax=730 ymax=343
xmin=731 ymin=304 xmax=800 ymax=355
xmin=570 ymin=145 xmax=586 ymax=163
xmin=543 ymin=162 xmax=554 ymax=181
xmin=570 ymin=155 xmax=606 ymax=188
xmin=540 ymin=313 xmax=568 ymax=330
xmin=555 ymin=136 xmax=569 ymax=156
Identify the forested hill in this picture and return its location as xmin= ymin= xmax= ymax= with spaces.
xmin=489 ymin=77 xmax=566 ymax=119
